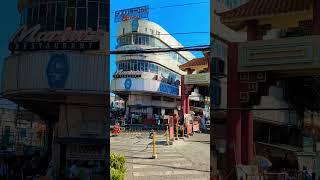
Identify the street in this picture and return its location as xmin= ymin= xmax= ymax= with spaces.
xmin=111 ymin=131 xmax=210 ymax=180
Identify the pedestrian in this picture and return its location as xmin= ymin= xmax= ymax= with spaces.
xmin=200 ymin=115 xmax=206 ymax=131
xmin=156 ymin=114 xmax=160 ymax=126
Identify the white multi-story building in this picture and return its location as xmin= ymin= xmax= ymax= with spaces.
xmin=111 ymin=19 xmax=196 ymax=120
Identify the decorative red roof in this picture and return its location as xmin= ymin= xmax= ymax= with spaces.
xmin=217 ymin=0 xmax=312 ymax=24
xmin=179 ymin=57 xmax=208 ymax=71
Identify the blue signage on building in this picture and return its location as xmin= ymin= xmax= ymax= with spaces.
xmin=159 ymin=83 xmax=179 ymax=96
xmin=115 ymin=6 xmax=149 ymax=22
xmin=132 ymin=19 xmax=139 ymax=32
xmin=46 ymin=54 xmax=69 ymax=89
xmin=124 ymin=79 xmax=132 ymax=90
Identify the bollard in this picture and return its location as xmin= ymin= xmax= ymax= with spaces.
xmin=175 ymin=125 xmax=178 ymax=140
xmin=166 ymin=126 xmax=169 ymax=145
xmin=152 ymin=131 xmax=157 ymax=159
xmin=181 ymin=126 xmax=185 ymax=139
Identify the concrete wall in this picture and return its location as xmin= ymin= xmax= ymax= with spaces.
xmin=2 ymin=51 xmax=109 ymax=94
xmin=117 ymin=19 xmax=195 ymax=60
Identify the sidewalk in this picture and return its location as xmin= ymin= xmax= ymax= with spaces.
xmin=111 ymin=132 xmax=210 ymax=180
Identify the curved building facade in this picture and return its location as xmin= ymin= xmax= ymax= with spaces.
xmin=2 ymin=0 xmax=109 ymax=178
xmin=111 ymin=19 xmax=195 ymax=120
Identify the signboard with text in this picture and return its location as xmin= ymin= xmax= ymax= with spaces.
xmin=159 ymin=83 xmax=179 ymax=96
xmin=9 ymin=24 xmax=103 ymax=52
xmin=115 ymin=6 xmax=149 ymax=22
xmin=184 ymin=73 xmax=210 ymax=85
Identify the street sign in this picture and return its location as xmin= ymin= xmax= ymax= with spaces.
xmin=115 ymin=6 xmax=149 ymax=22
xmin=185 ymin=73 xmax=209 ymax=85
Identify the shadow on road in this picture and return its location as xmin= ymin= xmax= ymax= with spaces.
xmin=126 ymin=161 xmax=210 ymax=173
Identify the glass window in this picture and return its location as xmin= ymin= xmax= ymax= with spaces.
xmin=138 ymin=61 xmax=142 ymax=71
xmin=23 ymin=9 xmax=27 ymax=25
xmin=77 ymin=0 xmax=86 ymax=7
xmin=88 ymin=2 xmax=98 ymax=30
xmin=47 ymin=3 xmax=56 ymax=31
xmin=66 ymin=8 xmax=76 ymax=29
xmin=56 ymin=2 xmax=66 ymax=30
xmin=32 ymin=5 xmax=39 ymax=25
xmin=134 ymin=61 xmax=138 ymax=71
xmin=123 ymin=62 xmax=127 ymax=71
xmin=76 ymin=8 xmax=86 ymax=30
xmin=134 ymin=35 xmax=138 ymax=44
xmin=138 ymin=36 xmax=142 ymax=44
xmin=128 ymin=61 xmax=132 ymax=71
xmin=68 ymin=0 xmax=76 ymax=7
xmin=27 ymin=8 xmax=33 ymax=26
xmin=154 ymin=65 xmax=158 ymax=73
xmin=149 ymin=37 xmax=155 ymax=46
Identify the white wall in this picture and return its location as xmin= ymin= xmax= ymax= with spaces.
xmin=111 ymin=78 xmax=181 ymax=97
xmin=117 ymin=19 xmax=195 ymax=60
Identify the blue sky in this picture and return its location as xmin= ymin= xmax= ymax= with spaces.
xmin=0 ymin=2 xmax=20 ymax=77
xmin=110 ymin=0 xmax=210 ymax=79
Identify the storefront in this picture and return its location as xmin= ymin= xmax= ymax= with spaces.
xmin=3 ymin=0 xmax=110 ymax=178
xmin=56 ymin=138 xmax=107 ymax=179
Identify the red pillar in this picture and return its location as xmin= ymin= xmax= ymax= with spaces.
xmin=186 ymin=95 xmax=190 ymax=114
xmin=227 ymin=42 xmax=242 ymax=170
xmin=313 ymin=0 xmax=320 ymax=35
xmin=241 ymin=110 xmax=254 ymax=165
xmin=181 ymin=75 xmax=186 ymax=116
xmin=241 ymin=111 xmax=248 ymax=165
xmin=185 ymin=69 xmax=193 ymax=114
xmin=242 ymin=19 xmax=258 ymax=166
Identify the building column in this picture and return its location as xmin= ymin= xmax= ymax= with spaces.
xmin=313 ymin=0 xmax=320 ymax=35
xmin=185 ymin=69 xmax=193 ymax=115
xmin=227 ymin=43 xmax=242 ymax=170
xmin=181 ymin=75 xmax=186 ymax=117
xmin=186 ymin=94 xmax=190 ymax=114
xmin=241 ymin=110 xmax=254 ymax=165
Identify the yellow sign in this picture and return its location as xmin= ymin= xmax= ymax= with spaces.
xmin=184 ymin=73 xmax=209 ymax=85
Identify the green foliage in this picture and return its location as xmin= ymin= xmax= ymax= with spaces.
xmin=110 ymin=152 xmax=126 ymax=180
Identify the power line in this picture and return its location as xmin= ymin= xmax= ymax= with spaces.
xmin=150 ymin=2 xmax=209 ymax=10
xmin=111 ymin=32 xmax=210 ymax=38
xmin=110 ymin=45 xmax=210 ymax=55
xmin=111 ymin=1 xmax=209 ymax=13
